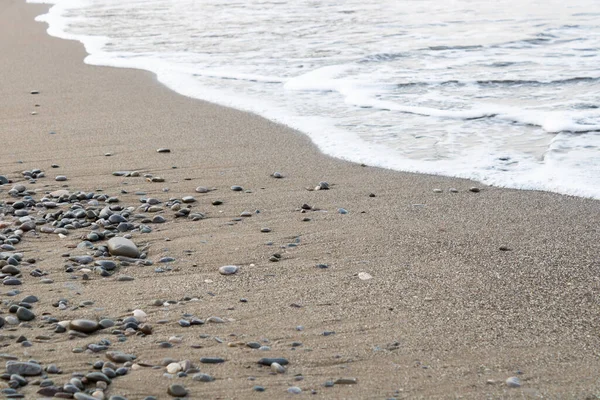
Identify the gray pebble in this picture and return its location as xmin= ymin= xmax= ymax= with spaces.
xmin=200 ymin=357 xmax=225 ymax=364
xmin=192 ymin=373 xmax=214 ymax=382
xmin=167 ymin=384 xmax=188 ymax=397
xmin=218 ymin=265 xmax=239 ymax=275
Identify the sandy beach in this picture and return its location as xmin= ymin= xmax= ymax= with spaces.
xmin=1 ymin=1 xmax=599 ymax=398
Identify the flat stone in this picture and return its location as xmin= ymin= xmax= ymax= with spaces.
xmin=334 ymin=378 xmax=358 ymax=385
xmin=55 ymin=176 xmax=67 ymax=182
xmin=69 ymin=319 xmax=100 ymax=333
xmin=156 ymin=148 xmax=171 ymax=153
xmin=200 ymin=357 xmax=225 ymax=364
xmin=107 ymin=237 xmax=140 ymax=258
xmin=106 ymin=351 xmax=136 ymax=363
xmin=182 ymin=196 xmax=195 ymax=203
xmin=192 ymin=373 xmax=214 ymax=382
xmin=231 ymin=185 xmax=243 ymax=191
xmin=6 ymin=361 xmax=42 ymax=376
xmin=85 ymin=372 xmax=111 ymax=383
xmin=218 ymin=265 xmax=239 ymax=275
xmin=287 ymin=386 xmax=302 ymax=394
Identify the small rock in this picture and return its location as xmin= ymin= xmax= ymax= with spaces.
xmin=469 ymin=187 xmax=480 ymax=193
xmin=167 ymin=383 xmax=188 ymax=397
xmin=334 ymin=378 xmax=358 ymax=385
xmin=192 ymin=373 xmax=214 ymax=382
xmin=219 ymin=265 xmax=239 ymax=275
xmin=258 ymin=358 xmax=289 ymax=366
xmin=271 ymin=363 xmax=286 ymax=374
xmin=55 ymin=175 xmax=67 ymax=181
xmin=287 ymin=386 xmax=302 ymax=394
xmin=70 ymin=319 xmax=100 ymax=333
xmin=16 ymin=307 xmax=35 ymax=321
xmin=157 ymin=148 xmax=171 ymax=153
xmin=107 ymin=237 xmax=140 ymax=258
xmin=506 ymin=377 xmax=521 ymax=388
xmin=6 ymin=361 xmax=42 ymax=376
xmin=200 ymin=357 xmax=225 ymax=364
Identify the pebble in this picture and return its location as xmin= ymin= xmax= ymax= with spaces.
xmin=287 ymin=387 xmax=302 ymax=394
xmin=166 ymin=363 xmax=182 ymax=374
xmin=192 ymin=373 xmax=214 ymax=382
xmin=157 ymin=148 xmax=171 ymax=153
xmin=181 ymin=196 xmax=195 ymax=203
xmin=260 ymin=228 xmax=271 ymax=233
xmin=195 ymin=186 xmax=210 ymax=193
xmin=272 ymin=172 xmax=284 ymax=178
xmin=253 ymin=385 xmax=266 ymax=392
xmin=167 ymin=384 xmax=188 ymax=397
xmin=106 ymin=351 xmax=136 ymax=363
xmin=107 ymin=237 xmax=140 ymax=258
xmin=16 ymin=307 xmax=35 ymax=321
xmin=219 ymin=265 xmax=239 ymax=275
xmin=55 ymin=175 xmax=67 ymax=181
xmin=6 ymin=362 xmax=42 ymax=376
xmin=469 ymin=187 xmax=481 ymax=193
xmin=334 ymin=378 xmax=358 ymax=385
xmin=200 ymin=357 xmax=225 ymax=364
xmin=358 ymin=272 xmax=372 ymax=280
xmin=271 ymin=362 xmax=286 ymax=373
xmin=132 ymin=309 xmax=147 ymax=322
xmin=506 ymin=377 xmax=521 ymax=388
xmin=231 ymin=185 xmax=243 ymax=191
xmin=69 ymin=319 xmax=100 ymax=333
xmin=258 ymin=357 xmax=289 ymax=366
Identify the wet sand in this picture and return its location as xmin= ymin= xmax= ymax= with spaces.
xmin=0 ymin=1 xmax=599 ymax=398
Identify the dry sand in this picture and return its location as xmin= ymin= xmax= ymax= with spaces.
xmin=0 ymin=1 xmax=599 ymax=398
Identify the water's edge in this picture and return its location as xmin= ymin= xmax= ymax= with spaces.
xmin=27 ymin=0 xmax=600 ymax=201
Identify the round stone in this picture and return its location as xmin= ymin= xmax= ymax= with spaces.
xmin=167 ymin=384 xmax=188 ymax=397
xmin=272 ymin=172 xmax=283 ymax=179
xmin=192 ymin=373 xmax=214 ymax=382
xmin=16 ymin=307 xmax=35 ymax=321
xmin=195 ymin=186 xmax=210 ymax=193
xmin=182 ymin=196 xmax=195 ymax=203
xmin=107 ymin=237 xmax=140 ymax=258
xmin=469 ymin=187 xmax=481 ymax=193
xmin=166 ymin=363 xmax=182 ymax=374
xmin=69 ymin=319 xmax=100 ymax=334
xmin=271 ymin=362 xmax=286 ymax=374
xmin=287 ymin=386 xmax=302 ymax=394
xmin=219 ymin=265 xmax=239 ymax=275
xmin=55 ymin=176 xmax=67 ymax=182
xmin=231 ymin=185 xmax=243 ymax=191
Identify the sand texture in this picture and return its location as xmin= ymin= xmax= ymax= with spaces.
xmin=0 ymin=1 xmax=599 ymax=398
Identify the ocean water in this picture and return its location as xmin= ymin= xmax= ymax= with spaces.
xmin=28 ymin=0 xmax=600 ymax=199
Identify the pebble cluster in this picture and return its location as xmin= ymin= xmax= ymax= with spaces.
xmin=0 ymin=159 xmax=517 ymax=398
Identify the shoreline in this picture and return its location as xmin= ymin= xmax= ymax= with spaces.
xmin=27 ymin=2 xmax=600 ymax=202
xmin=0 ymin=1 xmax=599 ymax=398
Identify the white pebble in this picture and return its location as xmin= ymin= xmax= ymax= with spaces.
xmin=132 ymin=309 xmax=147 ymax=322
xmin=505 ymin=377 xmax=521 ymax=388
xmin=166 ymin=362 xmax=182 ymax=374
